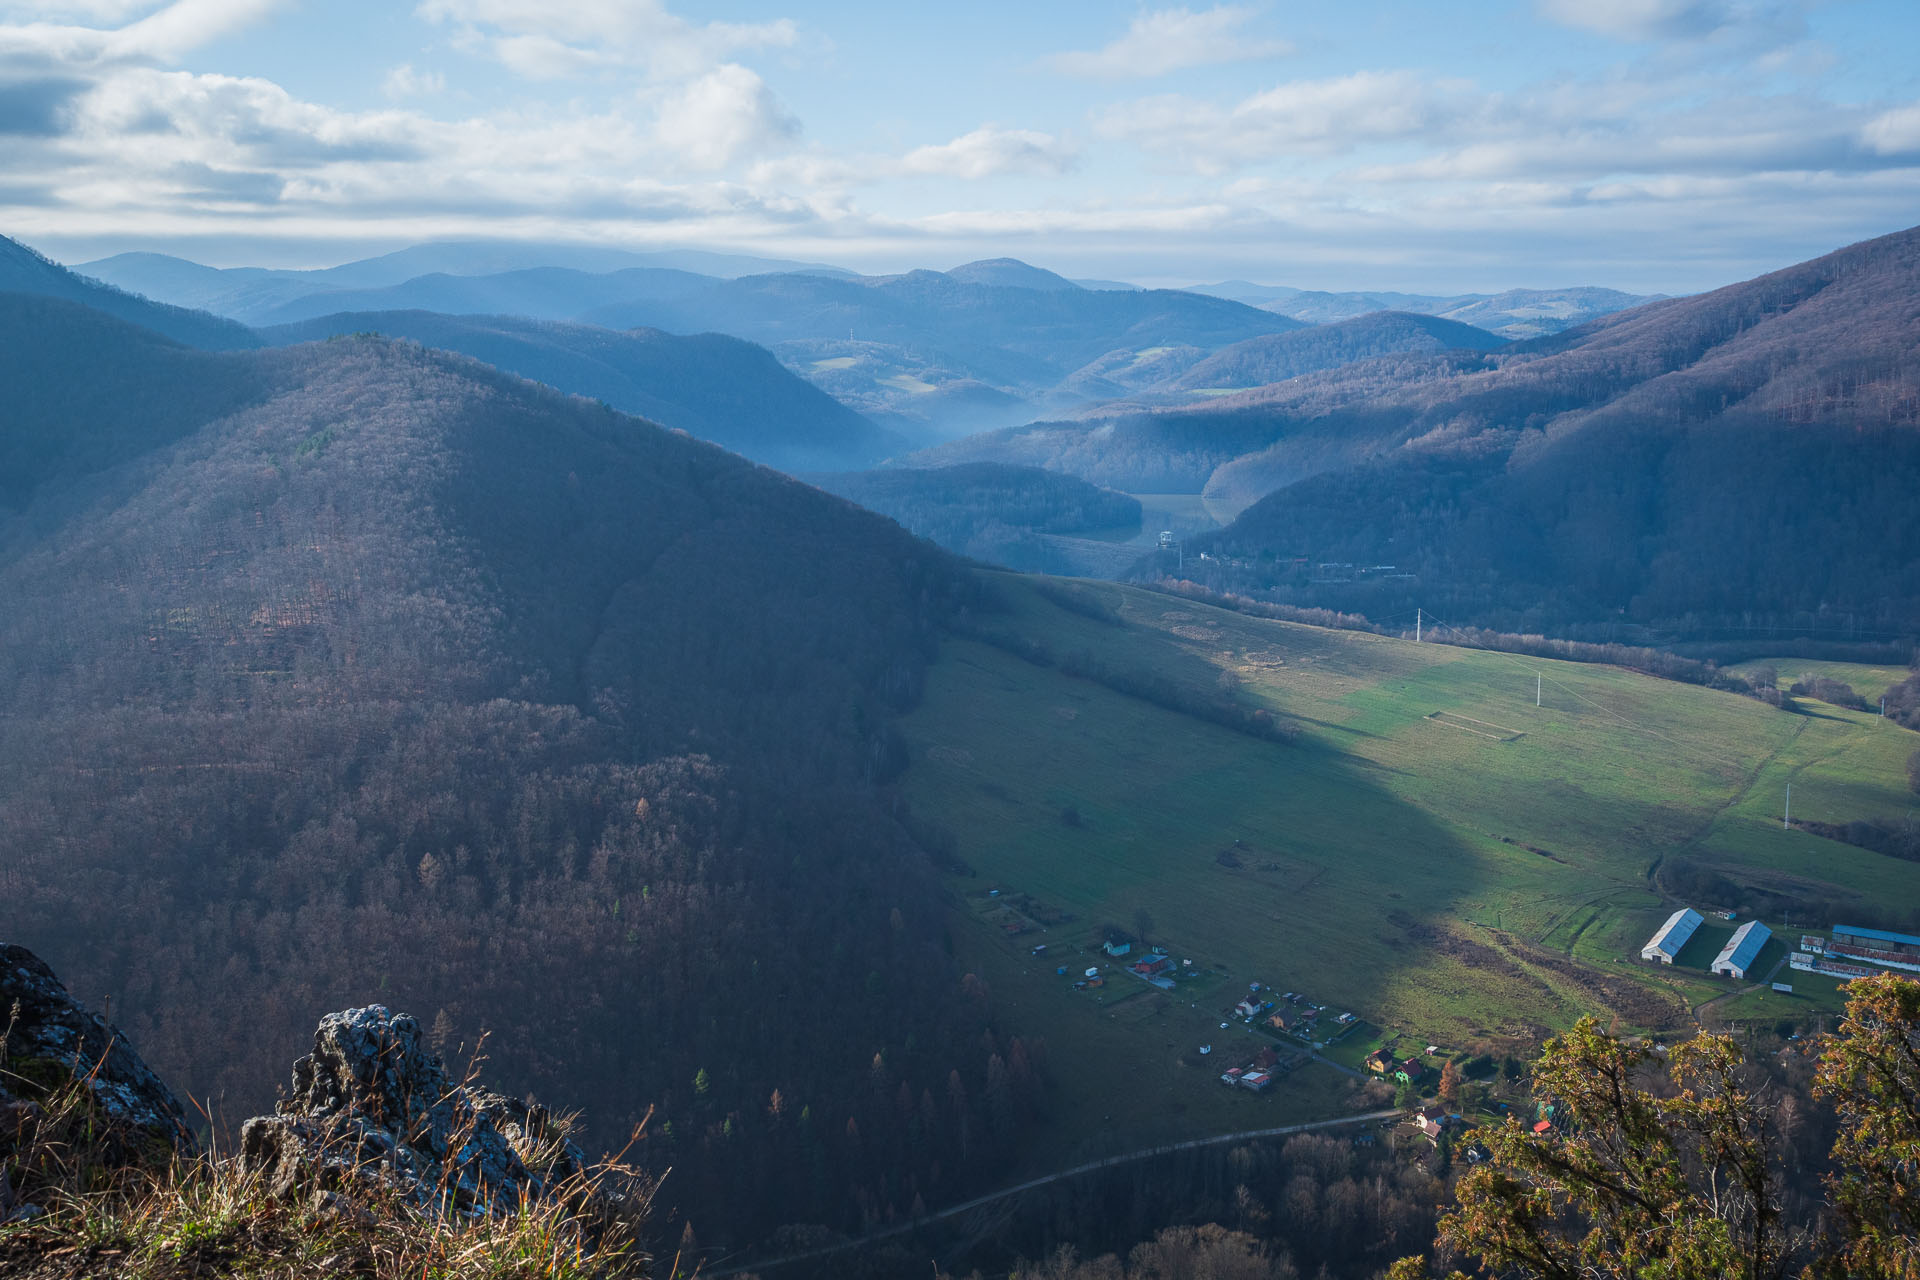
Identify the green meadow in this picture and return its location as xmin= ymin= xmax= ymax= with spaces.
xmin=904 ymin=577 xmax=1920 ymax=1157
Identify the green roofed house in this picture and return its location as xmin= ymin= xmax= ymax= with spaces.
xmin=1710 ymin=920 xmax=1771 ymax=980
xmin=1641 ymin=907 xmax=1703 ymax=964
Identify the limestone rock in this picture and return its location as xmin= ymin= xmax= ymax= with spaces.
xmin=237 ymin=1005 xmax=588 ymax=1219
xmin=0 ymin=943 xmax=196 ymax=1160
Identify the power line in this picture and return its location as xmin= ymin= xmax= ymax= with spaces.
xmin=1415 ymin=608 xmax=1753 ymax=772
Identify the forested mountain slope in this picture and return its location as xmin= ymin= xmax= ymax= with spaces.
xmin=1179 ymin=224 xmax=1920 ymax=633
xmin=3 ymin=236 xmax=257 ymax=349
xmin=1187 ymin=281 xmax=1654 ymax=337
xmin=1166 ymin=312 xmax=1505 ymax=391
xmin=815 ymin=462 xmax=1140 ymax=570
xmin=0 ymin=293 xmax=1028 ymax=1249
xmin=265 ymin=310 xmax=905 ymax=472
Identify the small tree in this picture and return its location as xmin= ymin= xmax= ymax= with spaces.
xmin=1132 ymin=907 xmax=1156 ymax=948
xmin=1437 ymin=1058 xmax=1461 ymax=1107
xmin=1402 ymin=1018 xmax=1794 ymax=1280
xmin=1813 ymin=971 xmax=1920 ymax=1280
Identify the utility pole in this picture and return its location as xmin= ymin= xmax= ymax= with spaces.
xmin=1416 ymin=608 xmax=1422 ymax=643
xmin=1536 ymin=673 xmax=1542 ymax=708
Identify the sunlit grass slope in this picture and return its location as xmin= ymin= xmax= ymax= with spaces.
xmin=903 ymin=576 xmax=1919 ymax=1154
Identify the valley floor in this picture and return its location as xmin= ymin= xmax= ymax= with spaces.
xmin=902 ymin=576 xmax=1920 ymax=1162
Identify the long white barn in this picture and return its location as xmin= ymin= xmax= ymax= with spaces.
xmin=1711 ymin=920 xmax=1771 ymax=979
xmin=1641 ymin=907 xmax=1703 ymax=964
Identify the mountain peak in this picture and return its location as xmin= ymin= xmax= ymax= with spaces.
xmin=945 ymin=258 xmax=1082 ymax=292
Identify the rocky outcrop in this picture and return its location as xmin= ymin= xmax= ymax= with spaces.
xmin=1 ymin=949 xmax=612 ymax=1231
xmin=237 ymin=1006 xmax=590 ymax=1219
xmin=1 ymin=944 xmax=198 ymax=1222
xmin=0 ymin=944 xmax=197 ymax=1156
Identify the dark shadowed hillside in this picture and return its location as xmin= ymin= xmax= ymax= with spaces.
xmin=265 ymin=310 xmax=905 ymax=471
xmin=1166 ymin=312 xmax=1505 ymax=391
xmin=3 ymin=236 xmax=257 ymax=350
xmin=1172 ymin=224 xmax=1920 ymax=635
xmin=0 ymin=293 xmax=1037 ymax=1250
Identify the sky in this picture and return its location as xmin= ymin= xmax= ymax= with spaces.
xmin=2 ymin=0 xmax=1918 ymax=291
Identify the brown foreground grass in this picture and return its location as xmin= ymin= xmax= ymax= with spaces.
xmin=1 ymin=1068 xmax=665 ymax=1279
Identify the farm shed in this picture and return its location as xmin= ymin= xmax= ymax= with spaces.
xmin=1828 ymin=924 xmax=1920 ymax=972
xmin=1710 ymin=920 xmax=1771 ymax=979
xmin=1641 ymin=907 xmax=1703 ymax=963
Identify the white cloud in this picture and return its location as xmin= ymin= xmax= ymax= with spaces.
xmin=0 ymin=0 xmax=282 ymax=65
xmin=1100 ymin=71 xmax=1475 ymax=170
xmin=110 ymin=0 xmax=280 ymax=59
xmin=902 ymin=127 xmax=1075 ymax=179
xmin=381 ymin=62 xmax=443 ymax=99
xmin=1535 ymin=0 xmax=1808 ymax=48
xmin=415 ymin=0 xmax=796 ymax=80
xmin=1046 ymin=5 xmax=1290 ymax=79
xmin=1 ymin=1 xmax=169 ymax=19
xmin=652 ymin=63 xmax=797 ymax=172
xmin=1861 ymin=102 xmax=1920 ymax=156
xmin=1536 ymin=0 xmax=1732 ymax=40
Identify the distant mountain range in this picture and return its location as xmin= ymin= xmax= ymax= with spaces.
xmin=76 ymin=240 xmax=849 ymax=318
xmin=262 ymin=311 xmax=905 ymax=473
xmin=76 ymin=248 xmax=1310 ymax=438
xmin=1186 ymin=281 xmax=1658 ymax=339
xmin=5 ymin=236 xmax=898 ymax=474
xmin=909 ymin=225 xmax=1920 ymax=632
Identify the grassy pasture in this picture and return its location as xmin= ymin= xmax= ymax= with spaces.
xmin=907 ymin=576 xmax=1920 ymax=1156
xmin=1727 ymin=658 xmax=1911 ymax=699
